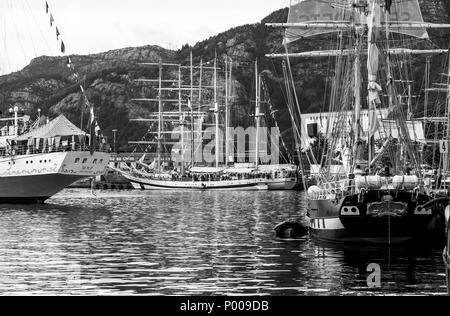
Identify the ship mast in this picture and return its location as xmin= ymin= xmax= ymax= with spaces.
xmin=445 ymin=54 xmax=450 ymax=173
xmin=353 ymin=42 xmax=362 ymax=171
xmin=367 ymin=0 xmax=379 ymax=171
xmin=225 ymin=57 xmax=230 ymax=166
xmin=190 ymin=51 xmax=195 ymax=170
xmin=255 ymin=60 xmax=261 ymax=170
xmin=158 ymin=59 xmax=163 ymax=174
xmin=179 ymin=65 xmax=185 ymax=175
xmin=214 ymin=53 xmax=220 ymax=168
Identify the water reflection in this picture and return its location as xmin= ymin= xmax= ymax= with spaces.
xmin=0 ymin=189 xmax=446 ymax=295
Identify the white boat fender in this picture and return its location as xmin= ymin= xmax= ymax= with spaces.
xmin=274 ymin=219 xmax=309 ymax=239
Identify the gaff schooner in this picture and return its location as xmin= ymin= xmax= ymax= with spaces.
xmin=268 ymin=0 xmax=450 ymax=243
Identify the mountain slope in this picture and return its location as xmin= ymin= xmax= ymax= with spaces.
xmin=0 ymin=1 xmax=449 ymax=153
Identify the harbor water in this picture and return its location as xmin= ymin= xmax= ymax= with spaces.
xmin=0 ymin=189 xmax=446 ymax=296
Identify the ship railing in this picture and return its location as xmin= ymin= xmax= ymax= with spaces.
xmin=0 ymin=143 xmax=109 ymax=157
xmin=309 ymin=179 xmax=358 ymax=200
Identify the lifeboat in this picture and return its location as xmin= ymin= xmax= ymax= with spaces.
xmin=392 ymin=175 xmax=419 ymax=191
xmin=356 ymin=176 xmax=382 ymax=190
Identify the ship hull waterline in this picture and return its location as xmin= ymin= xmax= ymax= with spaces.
xmin=122 ymin=172 xmax=296 ymax=191
xmin=0 ymin=151 xmax=110 ymax=204
xmin=128 ymin=177 xmax=269 ymax=191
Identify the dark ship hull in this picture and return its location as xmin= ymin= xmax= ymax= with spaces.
xmin=308 ymin=190 xmax=445 ymax=245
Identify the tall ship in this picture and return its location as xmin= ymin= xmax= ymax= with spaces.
xmin=0 ymin=2 xmax=110 ymax=203
xmin=268 ymin=0 xmax=450 ymax=243
xmin=115 ymin=53 xmax=299 ymax=191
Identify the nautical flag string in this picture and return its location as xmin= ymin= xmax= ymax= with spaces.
xmin=44 ymin=0 xmax=102 ymax=142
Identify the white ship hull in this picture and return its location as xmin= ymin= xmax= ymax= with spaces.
xmin=0 ymin=151 xmax=110 ymax=203
xmin=126 ymin=174 xmax=269 ymax=191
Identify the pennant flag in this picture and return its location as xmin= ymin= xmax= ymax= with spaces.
xmin=61 ymin=41 xmax=66 ymax=54
xmin=46 ymin=2 xmax=49 ymax=14
xmin=95 ymin=121 xmax=101 ymax=136
xmin=56 ymin=27 xmax=60 ymax=40
xmin=385 ymin=0 xmax=392 ymax=13
xmin=89 ymin=104 xmax=96 ymax=155
xmin=50 ymin=14 xmax=54 ymax=26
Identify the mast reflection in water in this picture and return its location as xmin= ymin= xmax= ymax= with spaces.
xmin=0 ymin=190 xmax=446 ymax=295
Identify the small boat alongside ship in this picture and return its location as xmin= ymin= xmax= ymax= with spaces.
xmin=268 ymin=0 xmax=450 ymax=243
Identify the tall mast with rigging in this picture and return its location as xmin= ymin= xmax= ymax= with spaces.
xmin=214 ymin=53 xmax=220 ymax=168
xmin=255 ymin=60 xmax=261 ymax=170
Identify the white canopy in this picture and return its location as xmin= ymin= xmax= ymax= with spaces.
xmin=15 ymin=115 xmax=86 ymax=141
xmin=190 ymin=167 xmax=225 ymax=174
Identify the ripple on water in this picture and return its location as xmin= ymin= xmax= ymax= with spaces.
xmin=0 ymin=189 xmax=446 ymax=295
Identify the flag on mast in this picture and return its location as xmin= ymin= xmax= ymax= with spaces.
xmin=50 ymin=14 xmax=54 ymax=26
xmin=385 ymin=0 xmax=392 ymax=13
xmin=46 ymin=2 xmax=49 ymax=14
xmin=89 ymin=102 xmax=96 ymax=155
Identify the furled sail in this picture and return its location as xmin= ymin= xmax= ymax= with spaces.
xmin=367 ymin=1 xmax=382 ymax=137
xmin=284 ymin=0 xmax=428 ymax=44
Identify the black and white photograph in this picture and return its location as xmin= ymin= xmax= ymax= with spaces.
xmin=0 ymin=0 xmax=449 ymax=302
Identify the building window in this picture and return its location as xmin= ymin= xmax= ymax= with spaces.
xmin=82 ymin=158 xmax=88 ymax=164
xmin=93 ymin=159 xmax=98 ymax=164
xmin=75 ymin=158 xmax=80 ymax=163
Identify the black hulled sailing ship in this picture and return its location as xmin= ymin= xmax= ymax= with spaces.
xmin=268 ymin=0 xmax=450 ymax=244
